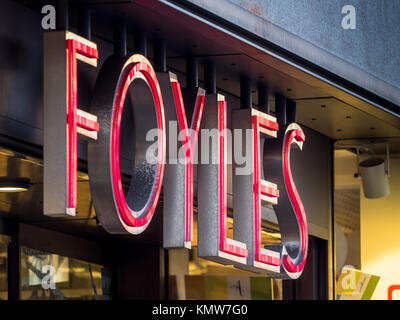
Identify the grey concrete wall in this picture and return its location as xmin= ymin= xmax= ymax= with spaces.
xmin=187 ymin=0 xmax=400 ymax=90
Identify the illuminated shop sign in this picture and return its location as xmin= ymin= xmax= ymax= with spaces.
xmin=43 ymin=32 xmax=308 ymax=279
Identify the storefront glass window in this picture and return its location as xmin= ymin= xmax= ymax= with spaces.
xmin=334 ymin=144 xmax=400 ymax=300
xmin=0 ymin=235 xmax=10 ymax=300
xmin=185 ymin=247 xmax=281 ymax=300
xmin=168 ymin=214 xmax=282 ymax=300
xmin=334 ymin=149 xmax=361 ymax=294
xmin=20 ymin=247 xmax=111 ymax=300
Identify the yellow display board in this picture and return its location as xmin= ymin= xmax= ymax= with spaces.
xmin=336 ymin=266 xmax=380 ymax=300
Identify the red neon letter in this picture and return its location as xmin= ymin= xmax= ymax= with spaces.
xmin=66 ymin=34 xmax=99 ymax=214
xmin=171 ymin=80 xmax=205 ymax=246
xmin=198 ymin=94 xmax=248 ymax=265
xmin=281 ymin=124 xmax=308 ymax=275
xmin=388 ymin=285 xmax=400 ymax=300
xmin=252 ymin=110 xmax=281 ymax=269
xmin=219 ymin=99 xmax=248 ymax=258
xmin=110 ymin=55 xmax=166 ymax=231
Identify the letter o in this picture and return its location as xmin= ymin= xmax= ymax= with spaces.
xmin=89 ymin=54 xmax=166 ymax=234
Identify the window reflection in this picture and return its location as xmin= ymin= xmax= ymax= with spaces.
xmin=20 ymin=247 xmax=111 ymax=300
xmin=169 ymin=213 xmax=283 ymax=300
xmin=0 ymin=235 xmax=9 ymax=300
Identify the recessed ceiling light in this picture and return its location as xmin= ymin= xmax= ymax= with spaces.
xmin=0 ymin=178 xmax=31 ymax=193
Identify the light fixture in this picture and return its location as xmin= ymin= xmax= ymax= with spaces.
xmin=358 ymin=157 xmax=390 ymax=199
xmin=355 ymin=143 xmax=390 ymax=199
xmin=0 ymin=178 xmax=31 ymax=193
xmin=336 ymin=142 xmax=391 ymax=199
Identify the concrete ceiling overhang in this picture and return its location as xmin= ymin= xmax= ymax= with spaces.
xmin=18 ymin=0 xmax=400 ymax=140
xmin=97 ymin=0 xmax=400 ymax=138
xmin=175 ymin=0 xmax=400 ymax=109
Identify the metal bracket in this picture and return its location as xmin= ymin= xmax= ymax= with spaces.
xmin=338 ymin=143 xmax=391 ymax=178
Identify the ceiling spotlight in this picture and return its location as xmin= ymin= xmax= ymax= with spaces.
xmin=0 ymin=178 xmax=31 ymax=193
xmin=359 ymin=158 xmax=390 ymax=199
xmin=355 ymin=144 xmax=390 ymax=199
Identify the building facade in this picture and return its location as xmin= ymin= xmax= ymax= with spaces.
xmin=0 ymin=0 xmax=399 ymax=300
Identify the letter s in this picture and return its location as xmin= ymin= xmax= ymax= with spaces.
xmin=281 ymin=124 xmax=308 ymax=278
xmin=263 ymin=123 xmax=308 ymax=279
